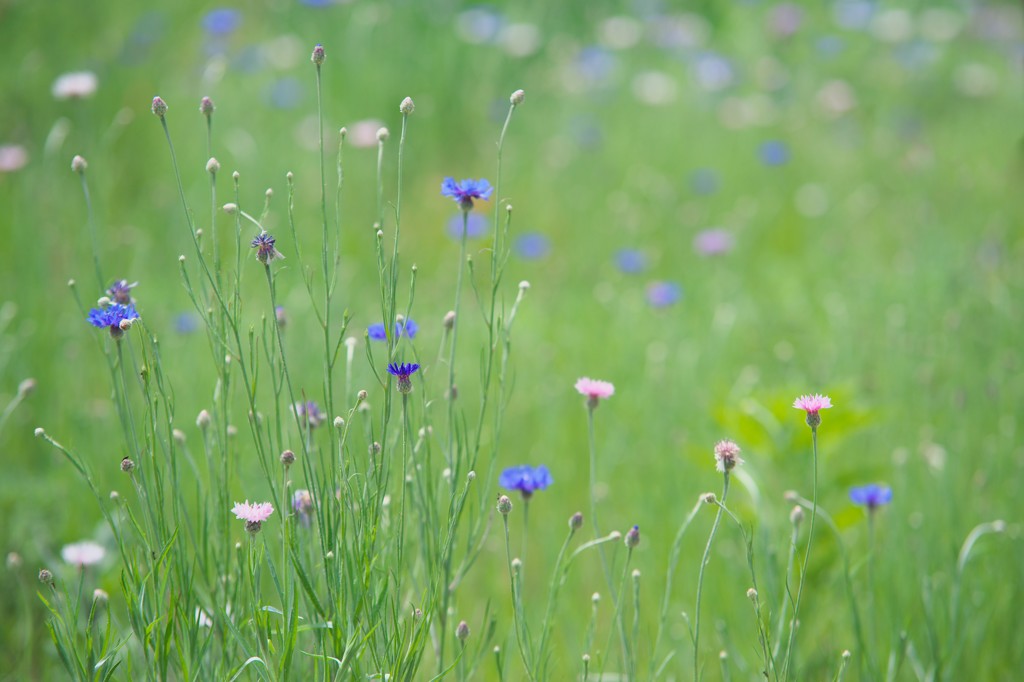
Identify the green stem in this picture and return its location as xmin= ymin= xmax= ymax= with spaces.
xmin=784 ymin=426 xmax=819 ymax=679
xmin=694 ymin=473 xmax=729 ymax=682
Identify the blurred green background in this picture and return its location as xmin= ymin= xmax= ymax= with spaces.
xmin=2 ymin=0 xmax=1023 ymax=678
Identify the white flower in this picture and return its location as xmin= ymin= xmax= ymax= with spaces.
xmin=61 ymin=540 xmax=106 ymax=567
xmin=52 ymin=71 xmax=98 ymax=100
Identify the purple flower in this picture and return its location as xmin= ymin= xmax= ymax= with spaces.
xmin=646 ymin=281 xmax=682 ymax=308
xmin=499 ymin=464 xmax=552 ymax=499
xmin=441 ymin=177 xmax=493 ymax=209
xmin=293 ymin=401 xmax=325 ymax=429
xmin=292 ymin=489 xmax=314 ymax=527
xmin=107 ymin=279 xmax=138 ymax=305
xmin=387 ymin=362 xmax=420 ymax=394
xmin=849 ymin=484 xmax=893 ymax=511
xmin=87 ymin=303 xmax=140 ymax=338
xmin=251 ymin=232 xmax=284 ymax=263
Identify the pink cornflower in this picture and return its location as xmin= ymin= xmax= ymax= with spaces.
xmin=61 ymin=540 xmax=106 ymax=568
xmin=713 ymin=440 xmax=744 ymax=473
xmin=575 ymin=377 xmax=614 ymax=408
xmin=232 ymin=500 xmax=274 ymax=534
xmin=793 ymin=393 xmax=832 ymax=428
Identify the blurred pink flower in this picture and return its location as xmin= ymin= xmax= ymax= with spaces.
xmin=713 ymin=440 xmax=744 ymax=473
xmin=0 ymin=145 xmax=28 ymax=173
xmin=52 ymin=71 xmax=98 ymax=100
xmin=693 ymin=229 xmax=734 ymax=256
xmin=575 ymin=377 xmax=614 ymax=401
xmin=61 ymin=540 xmax=106 ymax=567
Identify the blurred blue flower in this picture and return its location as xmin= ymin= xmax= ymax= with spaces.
xmin=455 ymin=7 xmax=503 ymax=44
xmin=689 ymin=168 xmax=720 ymax=195
xmin=515 ymin=233 xmax=550 ymax=260
xmin=268 ymin=77 xmax=304 ymax=109
xmin=576 ymin=46 xmax=617 ymax=84
xmin=832 ymin=0 xmax=875 ymax=31
xmin=499 ymin=464 xmax=552 ymax=498
xmin=301 ymin=0 xmax=335 ymax=6
xmin=646 ymin=281 xmax=682 ymax=308
xmin=368 ymin=319 xmax=418 ymax=341
xmin=175 ymin=312 xmax=200 ymax=334
xmin=202 ymin=8 xmax=241 ymax=37
xmin=758 ymin=140 xmax=790 ymax=166
xmin=849 ymin=484 xmax=893 ymax=510
xmin=615 ymin=249 xmax=647 ymax=274
xmin=293 ymin=400 xmax=325 ymax=429
xmin=693 ymin=52 xmax=734 ymax=91
xmin=447 ymin=213 xmax=488 ymax=240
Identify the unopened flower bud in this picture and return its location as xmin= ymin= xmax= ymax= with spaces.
xmin=339 ymin=127 xmax=347 ymax=138
xmin=326 ymin=551 xmax=334 ymax=559
xmin=569 ymin=511 xmax=584 ymax=531
xmin=200 ymin=96 xmax=214 ymax=116
xmin=591 ymin=592 xmax=601 ymax=604
xmin=172 ymin=428 xmax=186 ymax=444
xmin=196 ymin=410 xmax=211 ymax=429
xmin=109 ymin=490 xmax=120 ymax=502
xmin=790 ymin=505 xmax=804 ymax=526
xmin=632 ymin=568 xmax=641 ymax=580
xmin=179 ymin=255 xmax=186 ymax=263
xmin=511 ymin=557 xmax=522 ymax=572
xmin=18 ymin=378 xmax=36 ymax=397
xmin=38 ymin=569 xmax=53 ymax=584
xmin=71 ymin=155 xmax=88 ymax=173
xmin=455 ymin=620 xmax=470 ymax=641
xmin=376 ymin=127 xmax=389 ymax=142
xmin=747 ymin=588 xmax=758 ymax=601
xmin=280 ymin=449 xmax=295 ymax=466
xmin=625 ymin=524 xmax=641 ymax=548
xmin=118 ymin=317 xmax=134 ymax=331
xmin=333 ymin=416 xmax=345 ymax=429
xmin=121 ymin=457 xmax=135 ymax=473
xmin=467 ymin=470 xmax=476 ymax=481
xmin=151 ymin=96 xmax=167 ymax=118
xmin=400 ymin=97 xmax=415 ymax=114
xmin=311 ymin=43 xmax=325 ymax=66
xmin=34 ymin=427 xmax=45 ymax=438
xmin=842 ymin=650 xmax=851 ymax=660
xmin=265 ymin=188 xmax=273 ymax=199
xmin=510 ymin=89 xmax=525 ymax=105
xmin=206 ymin=157 xmax=220 ymax=174
xmin=497 ymin=495 xmax=513 ymax=515
xmin=583 ymin=654 xmax=591 ymax=664
xmin=223 ymin=203 xmax=238 ymax=214
xmin=93 ymin=588 xmax=109 ymax=603
xmin=370 ymin=442 xmax=381 ymax=455
xmin=226 ymin=425 xmax=237 ymax=437
xmin=443 ymin=311 xmax=456 ymax=329
xmin=232 ymin=171 xmax=239 ymax=181
xmin=608 ymin=530 xmax=622 ymax=541
xmin=357 ymin=390 xmax=368 ymax=401
xmin=519 ymin=280 xmax=530 ymax=290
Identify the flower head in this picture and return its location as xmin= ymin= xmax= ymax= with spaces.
xmin=646 ymin=281 xmax=682 ymax=308
xmin=368 ymin=318 xmax=418 ymax=341
xmin=107 ymin=279 xmax=138 ymax=305
xmin=293 ymin=401 xmax=325 ymax=429
xmin=441 ymin=177 xmax=493 ymax=210
xmin=849 ymin=484 xmax=892 ymax=511
xmin=251 ymin=232 xmax=284 ymax=264
xmin=387 ymin=362 xmax=421 ymax=394
xmin=575 ymin=377 xmax=614 ymax=408
xmin=292 ymin=489 xmax=314 ymax=526
xmin=232 ymin=500 xmax=274 ymax=533
xmin=87 ymin=303 xmax=139 ymax=338
xmin=151 ymin=96 xmax=168 ymax=118
xmin=52 ymin=71 xmax=98 ymax=100
xmin=625 ymin=525 xmax=641 ymax=549
xmin=499 ymin=465 xmax=553 ymax=499
xmin=713 ymin=440 xmax=744 ymax=473
xmin=311 ymin=43 xmax=326 ymax=66
xmin=793 ymin=393 xmax=832 ymax=427
xmin=61 ymin=541 xmax=106 ymax=568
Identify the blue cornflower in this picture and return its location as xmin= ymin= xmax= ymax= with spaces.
xmin=251 ymin=232 xmax=284 ymax=263
xmin=175 ymin=312 xmax=200 ymax=334
xmin=646 ymin=281 xmax=682 ymax=308
xmin=515 ymin=233 xmax=550 ymax=260
xmin=202 ymin=8 xmax=241 ymax=36
xmin=292 ymin=489 xmax=314 ymax=527
xmin=107 ymin=279 xmax=138 ymax=305
xmin=368 ymin=318 xmax=418 ymax=341
xmin=441 ymin=177 xmax=493 ymax=210
xmin=849 ymin=484 xmax=893 ymax=511
xmin=387 ymin=362 xmax=420 ymax=394
xmin=615 ymin=249 xmax=646 ymax=274
xmin=293 ymin=401 xmax=325 ymax=429
xmin=499 ymin=465 xmax=552 ymax=499
xmin=87 ymin=303 xmax=140 ymax=338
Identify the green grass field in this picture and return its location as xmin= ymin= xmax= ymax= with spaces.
xmin=1 ymin=1 xmax=1022 ymax=679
